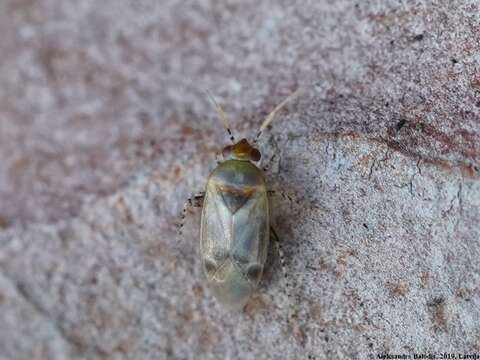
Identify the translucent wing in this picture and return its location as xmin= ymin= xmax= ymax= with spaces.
xmin=200 ymin=181 xmax=233 ymax=263
xmin=200 ymin=165 xmax=269 ymax=273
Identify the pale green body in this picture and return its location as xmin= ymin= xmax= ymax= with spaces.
xmin=200 ymin=160 xmax=269 ymax=308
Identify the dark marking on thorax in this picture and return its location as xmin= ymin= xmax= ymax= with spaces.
xmin=216 ymin=184 xmax=256 ymax=214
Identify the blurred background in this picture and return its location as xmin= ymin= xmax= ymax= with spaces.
xmin=0 ymin=1 xmax=479 ymax=359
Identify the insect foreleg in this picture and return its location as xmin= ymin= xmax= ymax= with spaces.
xmin=261 ymin=153 xmax=277 ymax=172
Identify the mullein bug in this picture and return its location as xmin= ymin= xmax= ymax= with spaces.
xmin=181 ymin=90 xmax=300 ymax=308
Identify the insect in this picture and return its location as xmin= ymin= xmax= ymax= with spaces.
xmin=180 ymin=89 xmax=300 ymax=308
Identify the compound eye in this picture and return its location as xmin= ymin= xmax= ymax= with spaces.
xmin=222 ymin=145 xmax=234 ymax=158
xmin=246 ymin=263 xmax=263 ymax=283
xmin=250 ymin=148 xmax=261 ymax=162
xmin=204 ymin=259 xmax=218 ymax=277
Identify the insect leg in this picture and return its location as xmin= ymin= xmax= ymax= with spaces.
xmin=261 ymin=153 xmax=277 ymax=172
xmin=268 ymin=190 xmax=319 ymax=211
xmin=267 ymin=190 xmax=296 ymax=204
xmin=177 ymin=191 xmax=205 ymax=235
xmin=271 ymin=226 xmax=305 ymax=343
xmin=271 ymin=226 xmax=288 ymax=288
xmin=270 ymin=227 xmax=295 ymax=318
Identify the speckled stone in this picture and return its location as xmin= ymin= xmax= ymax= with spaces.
xmin=0 ymin=1 xmax=479 ymax=359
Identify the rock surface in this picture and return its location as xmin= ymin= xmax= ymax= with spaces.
xmin=0 ymin=1 xmax=479 ymax=359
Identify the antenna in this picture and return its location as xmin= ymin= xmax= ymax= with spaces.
xmin=205 ymin=89 xmax=235 ymax=143
xmin=254 ymin=88 xmax=302 ymax=143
